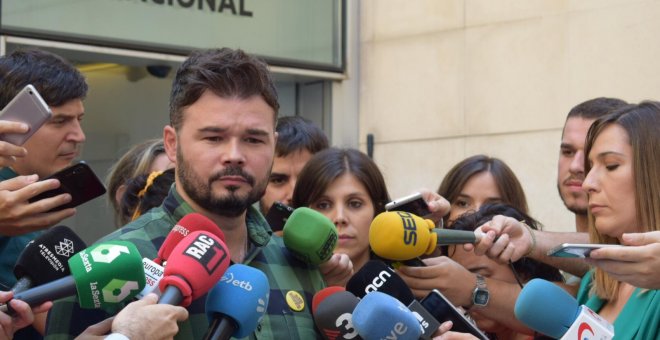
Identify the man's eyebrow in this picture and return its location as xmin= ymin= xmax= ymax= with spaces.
xmin=246 ymin=128 xmax=270 ymax=136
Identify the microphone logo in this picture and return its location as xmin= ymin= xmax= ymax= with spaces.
xmin=55 ymin=238 xmax=75 ymax=257
xmin=397 ymin=211 xmax=418 ymax=246
xmin=365 ymin=270 xmax=392 ymax=293
xmin=335 ymin=312 xmax=359 ymax=339
xmin=577 ymin=322 xmax=595 ymax=339
xmin=102 ymin=278 xmax=140 ymax=303
xmin=184 ymin=234 xmax=228 ymax=275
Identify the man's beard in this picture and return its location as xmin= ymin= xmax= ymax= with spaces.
xmin=557 ymin=183 xmax=588 ymax=216
xmin=177 ymin=147 xmax=268 ymax=217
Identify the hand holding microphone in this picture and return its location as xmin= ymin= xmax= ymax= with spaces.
xmin=1 ymin=240 xmax=145 ymax=314
xmin=0 ymin=290 xmax=51 ymax=340
xmin=515 ymin=279 xmax=614 ymax=339
xmin=158 ymin=230 xmax=230 ymax=306
xmin=76 ymin=293 xmax=188 ymax=340
xmin=282 ymin=207 xmax=353 ymax=286
xmin=369 ymin=211 xmax=483 ymax=261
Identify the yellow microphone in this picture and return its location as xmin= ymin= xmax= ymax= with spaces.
xmin=369 ymin=211 xmax=482 ymax=261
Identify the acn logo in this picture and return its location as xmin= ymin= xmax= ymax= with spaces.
xmin=364 ymin=270 xmax=392 ymax=293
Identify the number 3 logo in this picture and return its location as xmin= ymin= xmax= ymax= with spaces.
xmin=335 ymin=313 xmax=358 ymax=339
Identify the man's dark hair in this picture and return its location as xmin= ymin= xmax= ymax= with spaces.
xmin=275 ymin=116 xmax=329 ymax=157
xmin=450 ymin=203 xmax=563 ymax=283
xmin=169 ymin=48 xmax=279 ymax=130
xmin=566 ymin=97 xmax=628 ymax=120
xmin=0 ymin=48 xmax=88 ymax=109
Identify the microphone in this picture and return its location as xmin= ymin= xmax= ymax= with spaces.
xmin=369 ymin=211 xmax=482 ymax=261
xmin=1 ymin=241 xmax=145 ymax=313
xmin=312 ymin=286 xmax=347 ymax=314
xmin=282 ymin=207 xmax=337 ymax=265
xmin=138 ymin=213 xmax=226 ymax=298
xmin=158 ymin=231 xmax=230 ymax=306
xmin=346 ymin=260 xmax=414 ymax=303
xmin=155 ymin=212 xmax=226 ymax=264
xmin=515 ymin=279 xmax=614 ymax=339
xmin=12 ymin=225 xmax=87 ymax=293
xmin=312 ymin=287 xmax=363 ymax=340
xmin=345 ymin=260 xmax=440 ymax=339
xmin=203 ymin=264 xmax=270 ymax=340
xmin=352 ymin=291 xmax=423 ymax=340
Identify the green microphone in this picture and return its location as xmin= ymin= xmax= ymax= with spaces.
xmin=283 ymin=207 xmax=338 ymax=265
xmin=1 ymin=241 xmax=145 ymax=313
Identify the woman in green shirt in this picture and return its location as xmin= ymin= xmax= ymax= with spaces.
xmin=578 ymin=101 xmax=660 ymax=339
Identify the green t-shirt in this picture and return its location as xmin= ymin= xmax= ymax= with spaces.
xmin=576 ymin=270 xmax=660 ymax=339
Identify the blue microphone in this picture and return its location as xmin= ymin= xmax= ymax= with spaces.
xmin=352 ymin=291 xmax=422 ymax=340
xmin=515 ymin=279 xmax=614 ymax=339
xmin=203 ymin=264 xmax=270 ymax=340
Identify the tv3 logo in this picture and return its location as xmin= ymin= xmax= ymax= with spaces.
xmin=322 ymin=312 xmax=359 ymax=340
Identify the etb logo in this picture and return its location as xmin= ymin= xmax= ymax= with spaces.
xmin=396 ymin=211 xmax=417 ymax=246
xmin=184 ymin=234 xmax=228 ymax=275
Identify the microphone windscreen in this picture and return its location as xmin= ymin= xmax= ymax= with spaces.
xmin=514 ymin=279 xmax=579 ymax=339
xmin=352 ymin=291 xmax=422 ymax=340
xmin=205 ymin=264 xmax=270 ymax=338
xmin=69 ymin=241 xmax=146 ymax=309
xmin=313 ymin=290 xmax=362 ymax=340
xmin=156 ymin=213 xmax=225 ymax=263
xmin=159 ymin=231 xmax=230 ymax=307
xmin=312 ymin=286 xmax=346 ymax=314
xmin=346 ymin=260 xmax=415 ymax=304
xmin=14 ymin=225 xmax=87 ymax=287
xmin=283 ymin=207 xmax=337 ymax=265
xmin=369 ymin=211 xmax=435 ymax=261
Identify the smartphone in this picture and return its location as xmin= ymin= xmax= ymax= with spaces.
xmin=29 ymin=162 xmax=106 ymax=211
xmin=385 ymin=192 xmax=431 ymax=217
xmin=265 ymin=201 xmax=294 ymax=233
xmin=420 ymin=289 xmax=488 ymax=340
xmin=547 ymin=243 xmax=623 ymax=258
xmin=0 ymin=84 xmax=52 ymax=145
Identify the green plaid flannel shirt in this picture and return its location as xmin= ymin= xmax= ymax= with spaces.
xmin=45 ymin=186 xmax=325 ymax=339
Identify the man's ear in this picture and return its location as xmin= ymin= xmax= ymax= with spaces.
xmin=163 ymin=125 xmax=177 ymax=164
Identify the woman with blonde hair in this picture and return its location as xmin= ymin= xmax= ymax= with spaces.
xmin=575 ymin=101 xmax=660 ymax=338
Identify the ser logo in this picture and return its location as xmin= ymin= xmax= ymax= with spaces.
xmin=184 ymin=234 xmax=227 ymax=275
xmin=364 ymin=270 xmax=392 ymax=293
xmin=396 ymin=211 xmax=417 ymax=246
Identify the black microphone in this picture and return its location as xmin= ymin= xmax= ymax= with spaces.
xmin=346 ymin=260 xmax=440 ymax=339
xmin=12 ymin=225 xmax=86 ymax=293
xmin=312 ymin=287 xmax=363 ymax=340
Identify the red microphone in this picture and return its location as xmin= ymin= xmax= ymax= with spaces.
xmin=158 ymin=230 xmax=231 ymax=307
xmin=155 ymin=213 xmax=225 ymax=264
xmin=312 ymin=286 xmax=346 ymax=315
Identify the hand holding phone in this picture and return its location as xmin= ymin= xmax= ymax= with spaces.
xmin=28 ymin=162 xmax=106 ymax=212
xmin=264 ymin=201 xmax=294 ymax=234
xmin=420 ymin=289 xmax=488 ymax=340
xmin=547 ymin=243 xmax=623 ymax=258
xmin=385 ymin=192 xmax=431 ymax=217
xmin=0 ymin=85 xmax=52 ymax=146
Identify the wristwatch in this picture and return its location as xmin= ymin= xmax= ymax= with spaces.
xmin=471 ymin=274 xmax=489 ymax=308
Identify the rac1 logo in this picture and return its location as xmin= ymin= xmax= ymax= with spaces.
xmin=184 ymin=234 xmax=227 ymax=275
xmin=396 ymin=211 xmax=417 ymax=246
xmin=577 ymin=322 xmax=594 ymax=339
xmin=364 ymin=270 xmax=392 ymax=293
